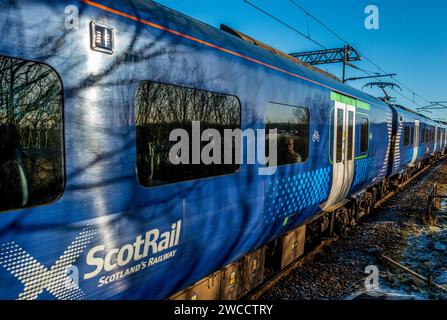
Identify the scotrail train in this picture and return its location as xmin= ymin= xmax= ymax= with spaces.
xmin=0 ymin=0 xmax=446 ymax=300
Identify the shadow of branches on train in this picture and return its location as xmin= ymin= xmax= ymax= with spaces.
xmin=0 ymin=0 xmax=256 ymax=251
xmin=0 ymin=1 xmax=278 ymax=299
xmin=0 ymin=0 xmax=176 ymax=230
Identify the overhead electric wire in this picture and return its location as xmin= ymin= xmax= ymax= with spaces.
xmin=285 ymin=0 xmax=434 ymax=108
xmin=288 ymin=0 xmax=347 ymax=45
xmin=242 ymin=0 xmax=442 ymax=114
xmin=242 ymin=0 xmax=327 ymax=50
xmin=352 ymin=63 xmax=425 ymax=108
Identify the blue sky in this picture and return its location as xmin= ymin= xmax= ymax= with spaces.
xmin=154 ymin=0 xmax=447 ymax=120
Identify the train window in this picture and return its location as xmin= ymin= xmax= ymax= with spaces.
xmin=360 ymin=118 xmax=369 ymax=153
xmin=336 ymin=111 xmax=343 ymax=163
xmin=409 ymin=127 xmax=414 ymax=145
xmin=0 ymin=55 xmax=64 ymax=213
xmin=347 ymin=111 xmax=354 ymax=161
xmin=265 ymin=103 xmax=309 ymax=166
xmin=403 ymin=126 xmax=410 ymax=146
xmin=135 ymin=81 xmax=241 ymax=187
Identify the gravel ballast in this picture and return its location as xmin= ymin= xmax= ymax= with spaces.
xmin=260 ymin=160 xmax=447 ymax=300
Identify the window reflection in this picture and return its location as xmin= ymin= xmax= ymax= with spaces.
xmin=0 ymin=56 xmax=63 ymax=212
xmin=265 ymin=103 xmax=309 ymax=166
xmin=360 ymin=118 xmax=369 ymax=153
xmin=135 ymin=82 xmax=241 ymax=187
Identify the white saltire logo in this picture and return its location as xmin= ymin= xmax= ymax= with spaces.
xmin=0 ymin=225 xmax=96 ymax=300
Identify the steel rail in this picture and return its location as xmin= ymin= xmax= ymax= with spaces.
xmin=244 ymin=155 xmax=447 ymax=300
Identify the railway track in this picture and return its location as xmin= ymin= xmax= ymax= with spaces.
xmin=244 ymin=238 xmax=338 ymax=300
xmin=243 ymin=156 xmax=447 ymax=300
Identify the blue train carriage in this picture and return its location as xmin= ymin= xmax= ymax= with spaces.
xmin=0 ymin=0 xmax=436 ymax=301
xmin=0 ymin=0 xmax=394 ymax=300
xmin=439 ymin=123 xmax=446 ymax=154
xmin=433 ymin=121 xmax=447 ymax=157
xmin=389 ymin=106 xmax=427 ymax=179
xmin=441 ymin=122 xmax=447 ymax=155
xmin=419 ymin=118 xmax=438 ymax=160
xmin=388 ymin=105 xmax=445 ymax=185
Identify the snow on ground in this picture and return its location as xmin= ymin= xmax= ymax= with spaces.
xmin=261 ymin=161 xmax=447 ymax=300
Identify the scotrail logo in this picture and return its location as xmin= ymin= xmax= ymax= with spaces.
xmin=0 ymin=225 xmax=97 ymax=300
xmin=84 ymin=221 xmax=182 ymax=287
xmin=0 ymin=221 xmax=182 ymax=300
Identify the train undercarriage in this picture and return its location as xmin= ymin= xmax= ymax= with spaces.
xmin=169 ymin=154 xmax=446 ymax=300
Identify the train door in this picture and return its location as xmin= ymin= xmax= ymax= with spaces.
xmin=444 ymin=128 xmax=447 ymax=153
xmin=441 ymin=129 xmax=444 ymax=151
xmin=323 ymin=101 xmax=356 ymax=210
xmin=443 ymin=129 xmax=446 ymax=154
xmin=411 ymin=120 xmax=420 ymax=165
xmin=444 ymin=129 xmax=447 ymax=151
xmin=434 ymin=126 xmax=438 ymax=153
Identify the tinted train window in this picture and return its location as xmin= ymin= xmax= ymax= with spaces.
xmin=360 ymin=118 xmax=369 ymax=153
xmin=136 ymin=82 xmax=241 ymax=187
xmin=336 ymin=111 xmax=343 ymax=163
xmin=265 ymin=103 xmax=309 ymax=166
xmin=0 ymin=56 xmax=64 ymax=212
xmin=403 ymin=126 xmax=410 ymax=146
xmin=347 ymin=111 xmax=354 ymax=161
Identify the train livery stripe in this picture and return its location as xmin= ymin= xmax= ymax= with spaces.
xmin=330 ymin=91 xmax=371 ymax=111
xmin=79 ymin=0 xmax=383 ymax=109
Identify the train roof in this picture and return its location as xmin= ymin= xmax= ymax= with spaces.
xmin=28 ymin=0 xmax=439 ymax=124
xmin=391 ymin=104 xmax=431 ymax=120
xmin=99 ymin=0 xmax=391 ymax=109
xmin=392 ymin=104 xmax=445 ymax=126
